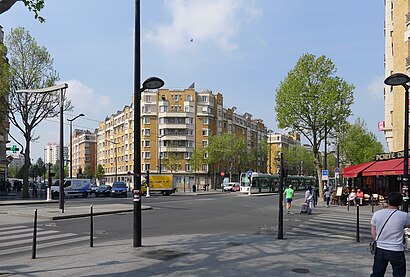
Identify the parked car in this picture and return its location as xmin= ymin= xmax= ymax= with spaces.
xmin=111 ymin=182 xmax=127 ymax=197
xmin=95 ymin=185 xmax=111 ymax=197
xmin=88 ymin=184 xmax=98 ymax=195
xmin=223 ymin=182 xmax=240 ymax=192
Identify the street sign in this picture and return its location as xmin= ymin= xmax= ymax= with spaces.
xmin=334 ymin=167 xmax=340 ymax=173
xmin=322 ymin=170 xmax=329 ymax=181
xmin=6 ymin=145 xmax=19 ymax=153
xmin=247 ymin=171 xmax=252 ymax=177
xmin=220 ymin=171 xmax=225 ymax=177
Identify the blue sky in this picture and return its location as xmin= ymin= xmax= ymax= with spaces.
xmin=2 ymin=0 xmax=385 ymax=161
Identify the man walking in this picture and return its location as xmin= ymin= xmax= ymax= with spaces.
xmin=283 ymin=185 xmax=294 ymax=214
xmin=370 ymin=192 xmax=410 ymax=277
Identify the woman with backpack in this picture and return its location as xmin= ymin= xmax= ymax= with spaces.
xmin=305 ymin=186 xmax=315 ymax=214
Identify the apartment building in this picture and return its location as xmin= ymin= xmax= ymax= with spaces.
xmin=44 ymin=142 xmax=68 ymax=165
xmin=70 ymin=129 xmax=97 ymax=178
xmin=384 ymin=0 xmax=410 ymax=151
xmin=267 ymin=132 xmax=301 ymax=174
xmin=97 ymin=85 xmax=267 ymax=189
xmin=0 ymin=25 xmax=9 ymax=184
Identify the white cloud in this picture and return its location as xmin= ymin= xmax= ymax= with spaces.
xmin=145 ymin=0 xmax=261 ymax=52
xmin=65 ymin=80 xmax=111 ymax=118
xmin=366 ymin=75 xmax=384 ymax=100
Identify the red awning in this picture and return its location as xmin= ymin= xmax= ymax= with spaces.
xmin=362 ymin=159 xmax=405 ymax=176
xmin=343 ymin=161 xmax=376 ymax=178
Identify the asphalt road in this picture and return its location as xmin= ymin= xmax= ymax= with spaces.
xmin=39 ymin=192 xmax=308 ymax=240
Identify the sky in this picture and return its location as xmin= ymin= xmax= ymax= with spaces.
xmin=1 ymin=0 xmax=386 ymax=161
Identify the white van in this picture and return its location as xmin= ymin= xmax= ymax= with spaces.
xmin=51 ymin=179 xmax=91 ymax=199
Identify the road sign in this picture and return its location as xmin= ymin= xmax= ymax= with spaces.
xmin=334 ymin=167 xmax=340 ymax=173
xmin=322 ymin=170 xmax=329 ymax=181
xmin=6 ymin=145 xmax=19 ymax=153
xmin=247 ymin=171 xmax=252 ymax=177
xmin=220 ymin=171 xmax=225 ymax=177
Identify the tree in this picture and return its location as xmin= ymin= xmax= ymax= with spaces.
xmin=0 ymin=27 xmax=72 ymax=198
xmin=282 ymin=145 xmax=315 ymax=176
xmin=0 ymin=0 xmax=45 ymax=22
xmin=162 ymin=147 xmax=180 ymax=173
xmin=95 ymin=164 xmax=105 ymax=181
xmin=190 ymin=148 xmax=205 ymax=187
xmin=207 ymin=134 xmax=248 ymax=181
xmin=84 ymin=164 xmax=93 ymax=179
xmin=275 ymin=53 xmax=354 ymax=198
xmin=339 ymin=118 xmax=384 ymax=165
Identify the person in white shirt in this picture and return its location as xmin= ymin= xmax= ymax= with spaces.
xmin=370 ymin=192 xmax=410 ymax=277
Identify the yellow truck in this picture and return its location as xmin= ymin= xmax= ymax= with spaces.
xmin=141 ymin=174 xmax=176 ymax=196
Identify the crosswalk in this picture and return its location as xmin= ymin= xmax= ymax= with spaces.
xmin=0 ymin=223 xmax=90 ymax=259
xmin=286 ymin=208 xmax=373 ymax=241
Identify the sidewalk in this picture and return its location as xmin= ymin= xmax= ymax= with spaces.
xmin=1 ymin=197 xmax=407 ymax=276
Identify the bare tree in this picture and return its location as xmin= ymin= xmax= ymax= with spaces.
xmin=0 ymin=27 xmax=72 ymax=198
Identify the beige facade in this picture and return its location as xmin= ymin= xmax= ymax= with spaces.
xmin=71 ymin=129 xmax=97 ymax=178
xmin=266 ymin=132 xmax=301 ymax=174
xmin=97 ymin=86 xmax=267 ymax=188
xmin=384 ymin=0 xmax=410 ymax=152
xmin=0 ymin=25 xmax=9 ymax=184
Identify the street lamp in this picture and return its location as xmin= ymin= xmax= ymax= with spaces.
xmin=385 ymin=72 xmax=410 ymax=212
xmin=134 ymin=0 xmax=165 ymax=248
xmin=17 ymin=83 xmax=68 ymax=213
xmin=67 ymin=113 xmax=85 ymax=178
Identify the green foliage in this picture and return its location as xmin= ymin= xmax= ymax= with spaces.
xmin=95 ymin=164 xmax=105 ymax=180
xmin=275 ymin=53 xmax=354 ymax=197
xmin=163 ymin=150 xmax=180 ymax=172
xmin=282 ymin=145 xmax=315 ymax=176
xmin=207 ymin=134 xmax=248 ymax=174
xmin=84 ymin=164 xmax=93 ymax=178
xmin=22 ymin=0 xmax=45 ymax=22
xmin=340 ymin=118 xmax=384 ymax=165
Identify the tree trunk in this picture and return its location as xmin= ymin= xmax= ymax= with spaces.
xmin=313 ymin=151 xmax=323 ymax=199
xmin=22 ymin=134 xmax=31 ymax=199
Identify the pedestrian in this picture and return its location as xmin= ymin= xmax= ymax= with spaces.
xmin=314 ymin=186 xmax=319 ymax=207
xmin=370 ymin=192 xmax=410 ymax=277
xmin=324 ymin=188 xmax=331 ymax=207
xmin=283 ymin=184 xmax=294 ymax=214
xmin=356 ymin=188 xmax=364 ymax=205
xmin=305 ymin=185 xmax=315 ymax=214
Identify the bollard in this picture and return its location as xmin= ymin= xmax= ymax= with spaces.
xmin=356 ymin=203 xmax=360 ymax=242
xmin=371 ymin=195 xmax=374 ymax=213
xmin=90 ymin=205 xmax=94 ymax=247
xmin=32 ymin=209 xmax=37 ymax=259
xmin=347 ymin=198 xmax=350 ymax=211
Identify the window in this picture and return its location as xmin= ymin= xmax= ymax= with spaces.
xmin=142 ymin=152 xmax=150 ymax=159
xmin=203 ymin=118 xmax=209 ymax=124
xmin=187 ymin=95 xmax=192 ymax=101
xmin=184 ymin=152 xmax=192 ymax=159
xmin=185 ymin=164 xmax=192 ymax=171
xmin=142 ymin=129 xmax=150 ymax=136
xmin=159 ymin=105 xmax=168 ymax=112
xmin=142 ymin=140 xmax=150 ymax=147
xmin=202 ymin=164 xmax=208 ymax=172
xmin=202 ymin=107 xmax=207 ymax=113
xmin=202 ymin=129 xmax=209 ymax=136
xmin=202 ymin=96 xmax=207 ymax=102
xmin=145 ymin=95 xmax=151 ymax=102
xmin=202 ymin=140 xmax=208 ymax=147
xmin=143 ymin=117 xmax=150 ymax=124
xmin=143 ymin=164 xmax=150 ymax=171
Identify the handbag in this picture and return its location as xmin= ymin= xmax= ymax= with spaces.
xmin=370 ymin=210 xmax=397 ymax=255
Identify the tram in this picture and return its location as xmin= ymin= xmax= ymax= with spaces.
xmin=239 ymin=172 xmax=316 ymax=194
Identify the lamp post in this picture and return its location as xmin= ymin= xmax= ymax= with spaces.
xmin=134 ymin=0 xmax=165 ymax=248
xmin=277 ymin=152 xmax=284 ymax=239
xmin=268 ymin=130 xmax=272 ymax=174
xmin=67 ymin=113 xmax=85 ymax=178
xmin=385 ymin=73 xmax=410 ymax=213
xmin=16 ymin=83 xmax=68 ymax=213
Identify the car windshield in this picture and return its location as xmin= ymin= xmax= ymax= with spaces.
xmin=112 ymin=183 xmax=126 ymax=188
xmin=99 ymin=185 xmax=108 ymax=190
